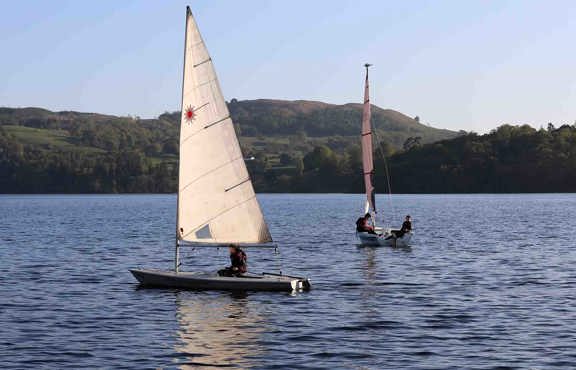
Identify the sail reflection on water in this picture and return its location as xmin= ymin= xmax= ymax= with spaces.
xmin=175 ymin=292 xmax=266 ymax=368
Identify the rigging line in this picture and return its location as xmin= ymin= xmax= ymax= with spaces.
xmin=182 ymin=78 xmax=218 ymax=96
xmin=190 ymin=40 xmax=204 ymax=48
xmin=181 ymin=128 xmax=203 ymax=144
xmin=273 ymin=242 xmax=283 ymax=275
xmin=372 ymin=129 xmax=397 ymax=225
xmin=382 ymin=155 xmax=395 ymax=222
xmin=181 ymin=195 xmax=259 ymax=239
xmin=195 ymin=78 xmax=217 ymax=89
xmin=179 ymin=155 xmax=244 ymax=193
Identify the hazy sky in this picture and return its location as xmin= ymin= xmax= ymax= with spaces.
xmin=1 ymin=0 xmax=575 ymax=132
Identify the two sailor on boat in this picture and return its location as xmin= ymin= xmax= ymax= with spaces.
xmin=356 ymin=214 xmax=412 ymax=239
xmin=218 ymin=244 xmax=247 ymax=277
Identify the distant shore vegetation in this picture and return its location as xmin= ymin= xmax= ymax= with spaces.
xmin=1 ymin=103 xmax=575 ymax=193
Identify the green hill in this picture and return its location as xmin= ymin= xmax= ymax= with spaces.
xmin=2 ymin=102 xmax=574 ymax=193
xmin=0 ymin=100 xmax=457 ymax=193
xmin=0 ymin=100 xmax=455 ymax=154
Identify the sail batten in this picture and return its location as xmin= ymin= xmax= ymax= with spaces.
xmin=176 ymin=8 xmax=272 ymax=245
xmin=204 ymin=116 xmax=231 ymax=129
xmin=361 ymin=64 xmax=376 ymax=214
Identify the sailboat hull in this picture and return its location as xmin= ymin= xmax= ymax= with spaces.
xmin=130 ymin=269 xmax=311 ymax=292
xmin=357 ymin=231 xmax=413 ymax=247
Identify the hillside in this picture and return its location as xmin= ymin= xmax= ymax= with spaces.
xmin=2 ymin=102 xmax=574 ymax=193
xmin=230 ymin=99 xmax=454 ymax=144
xmin=0 ymin=99 xmax=459 ymax=193
xmin=159 ymin=99 xmax=456 ymax=157
xmin=0 ymin=100 xmax=455 ymax=154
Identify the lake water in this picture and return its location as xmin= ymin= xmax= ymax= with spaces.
xmin=1 ymin=194 xmax=575 ymax=369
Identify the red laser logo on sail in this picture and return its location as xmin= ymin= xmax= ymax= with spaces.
xmin=184 ymin=105 xmax=195 ymax=124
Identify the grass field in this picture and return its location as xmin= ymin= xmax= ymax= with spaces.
xmin=3 ymin=125 xmax=105 ymax=153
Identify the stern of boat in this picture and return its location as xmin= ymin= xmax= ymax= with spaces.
xmin=290 ymin=277 xmax=311 ymax=291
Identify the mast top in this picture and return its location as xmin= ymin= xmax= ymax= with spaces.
xmin=364 ymin=63 xmax=372 ymax=69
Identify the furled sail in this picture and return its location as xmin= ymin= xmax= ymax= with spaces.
xmin=176 ymin=7 xmax=272 ymax=244
xmin=361 ymin=64 xmax=376 ymax=214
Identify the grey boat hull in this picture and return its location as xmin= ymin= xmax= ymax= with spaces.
xmin=357 ymin=231 xmax=413 ymax=247
xmin=130 ymin=269 xmax=311 ymax=292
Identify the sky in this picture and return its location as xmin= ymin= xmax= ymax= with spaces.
xmin=1 ymin=0 xmax=575 ymax=133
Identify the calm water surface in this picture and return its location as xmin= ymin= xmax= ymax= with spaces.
xmin=1 ymin=194 xmax=575 ymax=369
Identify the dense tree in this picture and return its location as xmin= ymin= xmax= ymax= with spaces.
xmin=2 ymin=105 xmax=576 ymax=193
xmin=303 ymin=146 xmax=336 ymax=171
xmin=403 ymin=136 xmax=422 ymax=151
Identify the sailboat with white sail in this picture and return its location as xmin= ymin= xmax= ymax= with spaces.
xmin=130 ymin=6 xmax=310 ymax=291
xmin=356 ymin=64 xmax=413 ymax=247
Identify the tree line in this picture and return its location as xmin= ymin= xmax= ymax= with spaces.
xmin=2 ymin=119 xmax=576 ymax=193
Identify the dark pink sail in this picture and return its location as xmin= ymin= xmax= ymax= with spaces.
xmin=361 ymin=64 xmax=376 ymax=213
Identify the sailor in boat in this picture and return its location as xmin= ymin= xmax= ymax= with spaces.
xmin=390 ymin=215 xmax=412 ymax=239
xmin=218 ymin=245 xmax=248 ymax=277
xmin=356 ymin=213 xmax=376 ymax=234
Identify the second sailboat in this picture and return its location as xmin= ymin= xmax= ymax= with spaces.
xmin=355 ymin=64 xmax=413 ymax=247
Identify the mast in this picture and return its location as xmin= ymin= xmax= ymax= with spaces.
xmin=175 ymin=7 xmax=192 ymax=273
xmin=361 ymin=63 xmax=376 ymax=217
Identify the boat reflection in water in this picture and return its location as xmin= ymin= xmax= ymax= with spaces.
xmin=175 ymin=291 xmax=266 ymax=368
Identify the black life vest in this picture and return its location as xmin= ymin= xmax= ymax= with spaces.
xmin=230 ymin=249 xmax=247 ymax=273
xmin=356 ymin=217 xmax=365 ymax=232
xmin=401 ymin=221 xmax=412 ymax=232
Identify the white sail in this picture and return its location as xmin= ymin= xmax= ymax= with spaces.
xmin=176 ymin=7 xmax=272 ymax=244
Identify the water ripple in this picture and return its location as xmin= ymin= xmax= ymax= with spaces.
xmin=1 ymin=194 xmax=575 ymax=369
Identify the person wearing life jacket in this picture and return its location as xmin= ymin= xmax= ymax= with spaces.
xmin=356 ymin=213 xmax=375 ymax=234
xmin=391 ymin=215 xmax=412 ymax=238
xmin=218 ymin=244 xmax=247 ymax=277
